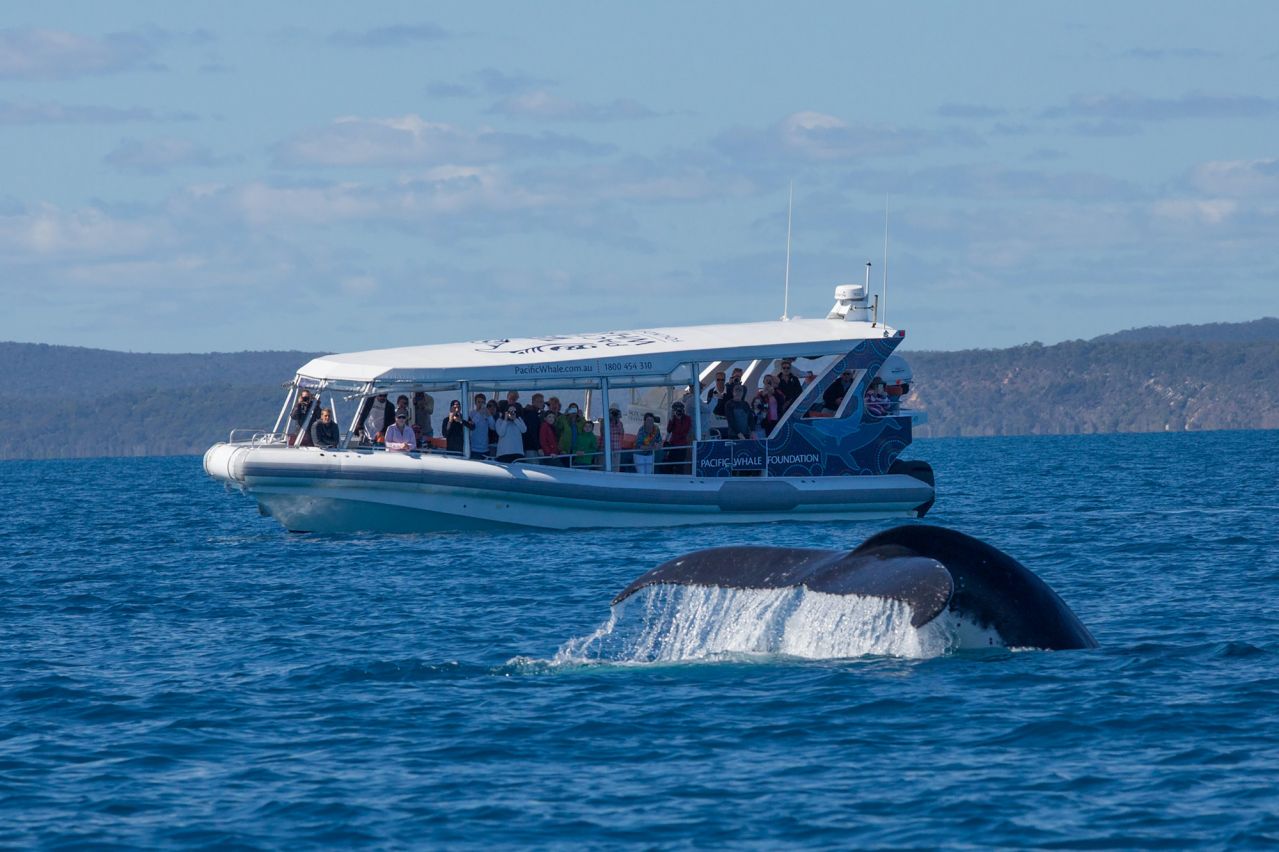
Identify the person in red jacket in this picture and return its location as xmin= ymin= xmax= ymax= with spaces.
xmin=539 ymin=410 xmax=563 ymax=465
xmin=663 ymin=401 xmax=693 ymax=474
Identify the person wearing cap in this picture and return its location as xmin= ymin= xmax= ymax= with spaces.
xmin=442 ymin=399 xmax=472 ymax=455
xmin=384 ymin=411 xmax=416 ymax=452
xmin=663 ymin=401 xmax=692 ymax=474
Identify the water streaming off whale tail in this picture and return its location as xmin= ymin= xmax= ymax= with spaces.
xmin=553 ymin=584 xmax=999 ymax=664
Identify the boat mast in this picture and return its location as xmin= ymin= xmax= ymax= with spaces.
xmin=781 ymin=182 xmax=793 ymax=321
xmin=882 ymin=194 xmax=889 ymax=331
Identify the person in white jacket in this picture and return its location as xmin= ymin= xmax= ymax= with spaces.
xmin=494 ymin=405 xmax=528 ymax=463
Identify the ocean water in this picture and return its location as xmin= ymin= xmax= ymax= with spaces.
xmin=2 ymin=430 xmax=1277 ymax=848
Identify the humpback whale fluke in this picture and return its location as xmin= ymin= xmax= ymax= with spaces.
xmin=613 ymin=524 xmax=1096 ymax=651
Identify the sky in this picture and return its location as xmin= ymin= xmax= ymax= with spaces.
xmin=1 ymin=1 xmax=1276 ymax=354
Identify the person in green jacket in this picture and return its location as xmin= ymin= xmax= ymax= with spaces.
xmin=570 ymin=420 xmax=600 ymax=469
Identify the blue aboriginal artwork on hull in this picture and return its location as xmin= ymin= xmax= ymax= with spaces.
xmin=695 ymin=336 xmax=911 ymax=478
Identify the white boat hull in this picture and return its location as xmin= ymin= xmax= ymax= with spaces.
xmin=204 ymin=443 xmax=934 ymax=533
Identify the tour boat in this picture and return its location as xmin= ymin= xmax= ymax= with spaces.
xmin=203 ymin=284 xmax=934 ymax=532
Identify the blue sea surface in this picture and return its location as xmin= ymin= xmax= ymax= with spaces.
xmin=2 ymin=431 xmax=1277 ymax=848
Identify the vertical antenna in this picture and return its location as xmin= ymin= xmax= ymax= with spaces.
xmin=781 ymin=182 xmax=793 ymax=321
xmin=882 ymin=194 xmax=890 ymax=330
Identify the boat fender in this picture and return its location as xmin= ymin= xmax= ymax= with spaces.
xmin=716 ymin=480 xmax=801 ymax=513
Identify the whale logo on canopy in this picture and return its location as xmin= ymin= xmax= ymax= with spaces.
xmin=613 ymin=525 xmax=1097 ymax=651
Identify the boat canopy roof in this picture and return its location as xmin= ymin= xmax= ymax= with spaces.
xmin=297 ymin=317 xmax=901 ymax=391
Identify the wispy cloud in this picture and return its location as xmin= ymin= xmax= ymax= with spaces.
xmin=1121 ymin=47 xmax=1222 ymax=61
xmin=0 ymin=100 xmax=195 ymax=125
xmin=328 ymin=24 xmax=448 ymax=48
xmin=104 ymin=138 xmax=236 ymax=175
xmin=715 ymin=111 xmax=973 ymax=164
xmin=1044 ymin=92 xmax=1279 ymax=121
xmin=0 ymin=28 xmax=163 ymax=80
xmin=1187 ymin=158 xmax=1279 ymax=197
xmin=935 ymin=103 xmax=1007 ymax=119
xmin=489 ymin=90 xmax=659 ymax=122
xmin=427 ymin=67 xmax=554 ymax=99
xmin=273 ymin=114 xmax=613 ymax=168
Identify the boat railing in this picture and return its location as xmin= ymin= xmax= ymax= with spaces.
xmin=229 ymin=429 xmax=289 ymax=445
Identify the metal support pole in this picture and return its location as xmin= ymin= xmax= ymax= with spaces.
xmin=272 ymin=383 xmax=296 ymax=442
xmin=460 ymin=381 xmax=471 ymax=458
xmin=690 ymin=362 xmax=701 ymax=475
xmin=600 ymin=378 xmax=612 ymax=472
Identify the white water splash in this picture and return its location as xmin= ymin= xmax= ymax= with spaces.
xmin=554 ymin=585 xmax=1004 ymax=664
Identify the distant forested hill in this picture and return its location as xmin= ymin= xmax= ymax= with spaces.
xmin=1 ymin=319 xmax=1276 ymax=460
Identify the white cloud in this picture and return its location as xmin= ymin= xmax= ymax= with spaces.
xmin=1188 ymin=159 xmax=1279 ymax=197
xmin=273 ymin=114 xmax=613 ymax=168
xmin=715 ymin=111 xmax=968 ymax=164
xmin=489 ymin=90 xmax=658 ymax=122
xmin=0 ymin=203 xmax=164 ymax=257
xmin=0 ymin=100 xmax=195 ymax=125
xmin=1152 ymin=198 xmax=1238 ymax=225
xmin=0 ymin=28 xmax=160 ymax=80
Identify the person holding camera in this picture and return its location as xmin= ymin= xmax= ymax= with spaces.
xmin=494 ymin=403 xmax=528 ymax=463
xmin=442 ymin=400 xmax=472 ymax=455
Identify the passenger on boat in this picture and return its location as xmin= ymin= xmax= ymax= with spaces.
xmin=724 ymin=384 xmax=754 ymax=439
xmin=360 ymin=393 xmax=395 ymax=444
xmin=485 ymin=399 xmax=500 ymax=454
xmin=755 ymin=376 xmax=783 ymax=434
xmin=310 ymin=407 xmax=340 ymax=449
xmin=394 ymin=395 xmax=412 ymax=423
xmin=705 ymin=371 xmax=728 ymax=406
xmin=865 ymin=378 xmax=890 ymax=417
xmin=558 ymin=405 xmax=585 ymax=459
xmin=469 ymin=395 xmax=494 ymax=460
xmin=572 ymin=421 xmax=600 ymax=469
xmin=823 ymin=369 xmax=857 ymax=413
xmin=384 ymin=412 xmax=416 ymax=452
xmin=546 ymin=397 xmax=567 ymax=438
xmin=776 ymin=360 xmax=803 ymax=412
xmin=288 ymin=390 xmax=316 ymax=447
xmin=539 ymin=411 xmax=563 ymax=465
xmin=633 ymin=413 xmax=662 ymax=475
xmin=443 ymin=400 xmax=472 ymax=455
xmin=494 ymin=404 xmax=527 ymax=463
xmin=520 ymin=393 xmax=545 ymax=459
xmin=497 ymin=390 xmax=521 ymax=418
xmin=751 ymin=394 xmax=770 ymax=439
xmin=726 ymin=367 xmax=745 ymax=402
xmin=607 ymin=407 xmax=625 ymax=471
xmin=663 ymin=401 xmax=692 ymax=474
xmin=412 ymin=392 xmax=435 ymax=444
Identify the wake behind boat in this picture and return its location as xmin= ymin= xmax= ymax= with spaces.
xmin=204 ymin=284 xmax=935 ymax=532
